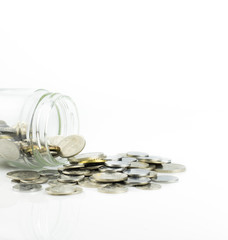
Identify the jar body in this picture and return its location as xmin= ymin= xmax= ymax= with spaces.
xmin=0 ymin=89 xmax=79 ymax=169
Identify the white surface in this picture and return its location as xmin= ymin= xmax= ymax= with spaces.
xmin=0 ymin=0 xmax=228 ymax=239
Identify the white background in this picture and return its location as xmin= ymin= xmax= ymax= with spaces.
xmin=0 ymin=1 xmax=228 ymax=240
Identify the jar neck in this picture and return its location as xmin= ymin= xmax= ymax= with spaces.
xmin=17 ymin=89 xmax=79 ymax=168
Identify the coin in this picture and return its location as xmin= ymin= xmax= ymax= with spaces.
xmin=92 ymin=172 xmax=128 ymax=183
xmin=98 ymin=184 xmax=128 ymax=194
xmin=0 ymin=139 xmax=20 ymax=161
xmin=48 ymin=179 xmax=76 ymax=186
xmin=45 ymin=185 xmax=83 ymax=195
xmin=13 ymin=183 xmax=42 ymax=192
xmin=58 ymin=174 xmax=84 ymax=183
xmin=78 ymin=178 xmax=107 ymax=188
xmin=146 ymin=164 xmax=157 ymax=170
xmin=121 ymin=157 xmax=137 ymax=163
xmin=137 ymin=156 xmax=162 ymax=164
xmin=0 ymin=135 xmax=14 ymax=140
xmin=20 ymin=176 xmax=49 ymax=184
xmin=129 ymin=161 xmax=149 ymax=169
xmin=155 ymin=163 xmax=186 ymax=173
xmin=58 ymin=135 xmax=86 ymax=158
xmin=62 ymin=169 xmax=90 ymax=176
xmin=125 ymin=168 xmax=150 ymax=177
xmin=99 ymin=166 xmax=125 ymax=173
xmin=151 ymin=175 xmax=179 ymax=183
xmin=79 ymin=159 xmax=106 ymax=166
xmin=125 ymin=177 xmax=151 ymax=186
xmin=105 ymin=161 xmax=130 ymax=168
xmin=135 ymin=182 xmax=161 ymax=190
xmin=70 ymin=152 xmax=106 ymax=162
xmin=148 ymin=171 xmax=157 ymax=178
xmin=127 ymin=151 xmax=149 ymax=158
xmin=39 ymin=169 xmax=59 ymax=177
xmin=62 ymin=163 xmax=85 ymax=170
xmin=7 ymin=171 xmax=40 ymax=181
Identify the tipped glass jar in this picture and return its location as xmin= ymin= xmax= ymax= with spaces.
xmin=0 ymin=89 xmax=82 ymax=169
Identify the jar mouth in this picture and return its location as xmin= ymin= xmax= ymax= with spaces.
xmin=19 ymin=90 xmax=79 ymax=168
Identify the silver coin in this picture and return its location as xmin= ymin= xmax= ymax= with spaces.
xmin=127 ymin=151 xmax=149 ymax=158
xmin=39 ymin=169 xmax=59 ymax=177
xmin=58 ymin=174 xmax=84 ymax=183
xmin=78 ymin=178 xmax=107 ymax=188
xmin=85 ymin=165 xmax=103 ymax=170
xmin=138 ymin=156 xmax=163 ymax=164
xmin=58 ymin=135 xmax=86 ymax=158
xmin=7 ymin=171 xmax=40 ymax=181
xmin=105 ymin=161 xmax=130 ymax=168
xmin=0 ymin=120 xmax=8 ymax=127
xmin=62 ymin=163 xmax=85 ymax=170
xmin=98 ymin=184 xmax=128 ymax=194
xmin=148 ymin=171 xmax=157 ymax=178
xmin=89 ymin=175 xmax=98 ymax=183
xmin=21 ymin=176 xmax=49 ymax=184
xmin=155 ymin=163 xmax=186 ymax=173
xmin=92 ymin=172 xmax=128 ymax=183
xmin=121 ymin=157 xmax=137 ymax=163
xmin=125 ymin=168 xmax=150 ymax=177
xmin=151 ymin=175 xmax=179 ymax=183
xmin=62 ymin=169 xmax=90 ymax=176
xmin=45 ymin=185 xmax=83 ymax=195
xmin=125 ymin=177 xmax=151 ymax=186
xmin=99 ymin=166 xmax=125 ymax=173
xmin=0 ymin=139 xmax=20 ymax=161
xmin=135 ymin=182 xmax=161 ymax=190
xmin=70 ymin=152 xmax=106 ymax=162
xmin=13 ymin=183 xmax=42 ymax=192
xmin=104 ymin=155 xmax=123 ymax=161
xmin=0 ymin=127 xmax=16 ymax=134
xmin=48 ymin=179 xmax=76 ymax=186
xmin=130 ymin=161 xmax=149 ymax=169
xmin=146 ymin=164 xmax=157 ymax=170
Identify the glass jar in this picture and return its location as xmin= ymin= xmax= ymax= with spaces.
xmin=0 ymin=89 xmax=79 ymax=169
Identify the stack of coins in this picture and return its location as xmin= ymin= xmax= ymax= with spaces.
xmin=6 ymin=150 xmax=186 ymax=195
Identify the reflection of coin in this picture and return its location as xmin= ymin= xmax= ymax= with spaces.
xmin=98 ymin=184 xmax=128 ymax=194
xmin=78 ymin=178 xmax=107 ymax=188
xmin=48 ymin=179 xmax=76 ymax=186
xmin=135 ymin=183 xmax=161 ymax=190
xmin=21 ymin=176 xmax=49 ymax=184
xmin=125 ymin=177 xmax=151 ymax=186
xmin=155 ymin=163 xmax=186 ymax=173
xmin=92 ymin=172 xmax=128 ymax=183
xmin=45 ymin=185 xmax=83 ymax=195
xmin=7 ymin=171 xmax=40 ymax=181
xmin=151 ymin=175 xmax=178 ymax=183
xmin=127 ymin=152 xmax=149 ymax=158
xmin=125 ymin=168 xmax=150 ymax=177
xmin=13 ymin=183 xmax=42 ymax=192
xmin=58 ymin=135 xmax=86 ymax=158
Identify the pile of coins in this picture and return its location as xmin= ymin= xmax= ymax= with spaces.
xmin=6 ymin=151 xmax=186 ymax=195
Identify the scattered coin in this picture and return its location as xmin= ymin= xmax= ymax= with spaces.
xmin=20 ymin=176 xmax=49 ymax=184
xmin=98 ymin=184 xmax=128 ymax=194
xmin=138 ymin=156 xmax=163 ymax=164
xmin=121 ymin=157 xmax=137 ymax=163
xmin=155 ymin=163 xmax=186 ymax=173
xmin=105 ymin=161 xmax=130 ymax=168
xmin=79 ymin=178 xmax=108 ymax=188
xmin=127 ymin=151 xmax=149 ymax=158
xmin=69 ymin=152 xmax=105 ymax=162
xmin=148 ymin=171 xmax=157 ymax=178
xmin=125 ymin=177 xmax=151 ymax=186
xmin=45 ymin=185 xmax=83 ymax=195
xmin=151 ymin=175 xmax=179 ymax=183
xmin=58 ymin=135 xmax=86 ymax=158
xmin=7 ymin=171 xmax=40 ymax=181
xmin=39 ymin=169 xmax=59 ymax=177
xmin=125 ymin=168 xmax=150 ymax=177
xmin=48 ymin=179 xmax=76 ymax=186
xmin=99 ymin=166 xmax=125 ymax=173
xmin=58 ymin=174 xmax=84 ymax=183
xmin=13 ymin=183 xmax=42 ymax=192
xmin=135 ymin=182 xmax=161 ymax=190
xmin=92 ymin=172 xmax=128 ymax=183
xmin=62 ymin=169 xmax=90 ymax=176
xmin=130 ymin=161 xmax=149 ymax=169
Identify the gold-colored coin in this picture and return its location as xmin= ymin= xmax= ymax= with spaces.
xmin=79 ymin=159 xmax=106 ymax=165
